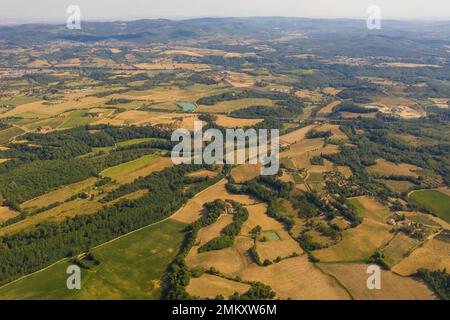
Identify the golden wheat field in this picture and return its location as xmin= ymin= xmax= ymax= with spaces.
xmin=319 ymin=263 xmax=435 ymax=300
xmin=186 ymin=274 xmax=250 ymax=299
xmin=240 ymin=256 xmax=350 ymax=300
xmin=392 ymin=238 xmax=450 ymax=276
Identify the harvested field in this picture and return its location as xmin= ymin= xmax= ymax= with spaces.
xmin=279 ymin=125 xmax=316 ymax=144
xmin=109 ymin=111 xmax=203 ymax=131
xmin=21 ymin=177 xmax=98 ymax=210
xmin=384 ymin=180 xmax=415 ymax=193
xmin=186 ymin=169 xmax=218 ymax=179
xmin=392 ymin=238 xmax=450 ymax=276
xmin=0 ymin=206 xmax=20 ymax=223
xmin=187 ymin=274 xmax=250 ymax=299
xmin=314 ymin=124 xmax=348 ymax=140
xmin=351 ymin=196 xmax=392 ymax=223
xmin=171 ymin=179 xmax=256 ymax=223
xmin=256 ymin=234 xmax=302 ymax=261
xmin=0 ymin=198 xmax=103 ymax=236
xmin=0 ymin=96 xmax=105 ymax=120
xmin=133 ymin=61 xmax=210 ymax=71
xmin=240 ymin=256 xmax=350 ymax=300
xmin=196 ymin=214 xmax=233 ymax=246
xmin=240 ymin=203 xmax=281 ymax=234
xmin=379 ymin=62 xmax=441 ymax=68
xmin=230 ymin=164 xmax=261 ymax=183
xmin=318 ymin=101 xmax=340 ymax=114
xmin=319 ymin=263 xmax=435 ymax=300
xmin=186 ymin=235 xmax=254 ymax=275
xmin=223 ymin=71 xmax=255 ymax=88
xmin=214 ymin=115 xmax=263 ymax=128
xmin=367 ymin=159 xmax=421 ymax=178
xmin=315 ymin=197 xmax=394 ymax=262
xmin=100 ymin=155 xmax=173 ymax=184
xmin=382 ymin=233 xmax=420 ymax=266
xmin=198 ymin=98 xmax=275 ymax=113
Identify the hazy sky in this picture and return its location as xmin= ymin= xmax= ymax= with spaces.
xmin=0 ymin=0 xmax=449 ymax=23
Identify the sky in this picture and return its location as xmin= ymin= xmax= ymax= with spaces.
xmin=0 ymin=0 xmax=449 ymax=24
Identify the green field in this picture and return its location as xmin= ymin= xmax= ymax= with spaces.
xmin=0 ymin=219 xmax=186 ymax=300
xmin=177 ymin=102 xmax=197 ymax=111
xmin=60 ymin=110 xmax=95 ymax=128
xmin=409 ymin=190 xmax=450 ymax=223
xmin=0 ymin=126 xmax=25 ymax=144
xmin=100 ymin=154 xmax=158 ymax=178
xmin=116 ymin=138 xmax=162 ymax=147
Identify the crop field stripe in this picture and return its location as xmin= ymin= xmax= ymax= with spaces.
xmin=314 ymin=264 xmax=354 ymax=300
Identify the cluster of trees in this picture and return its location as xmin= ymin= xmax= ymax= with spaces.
xmin=297 ymin=233 xmax=324 ymax=251
xmin=310 ymin=155 xmax=324 ymax=165
xmin=305 ymin=129 xmax=332 ymax=139
xmin=332 ymin=101 xmax=378 ymax=114
xmin=164 ymin=200 xmax=227 ymax=299
xmin=0 ymin=164 xmax=218 ymax=286
xmin=0 ymin=124 xmax=177 ymax=205
xmin=229 ymin=282 xmax=276 ymax=300
xmin=0 ymin=159 xmax=96 ymax=205
xmin=198 ymin=202 xmax=249 ymax=252
xmin=417 ymin=269 xmax=450 ymax=300
xmin=367 ymin=250 xmax=390 ymax=270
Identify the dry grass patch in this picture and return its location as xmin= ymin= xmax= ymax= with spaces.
xmin=368 ymin=159 xmax=421 ymax=178
xmin=256 ymin=234 xmax=302 ymax=261
xmin=162 ymin=50 xmax=203 ymax=57
xmin=315 ymin=124 xmax=348 ymax=141
xmin=134 ymin=61 xmax=210 ymax=71
xmin=186 ymin=170 xmax=218 ymax=179
xmin=383 ymin=233 xmax=420 ymax=266
xmin=241 ymin=203 xmax=282 ymax=234
xmin=171 ymin=179 xmax=256 ymax=223
xmin=0 ymin=96 xmax=105 ymax=119
xmin=186 ymin=235 xmax=254 ymax=275
xmin=340 ymin=111 xmax=377 ymax=119
xmin=110 ymin=111 xmax=203 ymax=130
xmin=384 ymin=180 xmax=415 ymax=193
xmin=0 ymin=198 xmax=103 ymax=236
xmin=214 ymin=115 xmax=263 ymax=128
xmin=0 ymin=206 xmax=20 ymax=223
xmin=196 ymin=214 xmax=234 ymax=246
xmin=107 ymin=189 xmax=149 ymax=205
xmin=318 ymin=101 xmax=340 ymax=114
xmin=198 ymin=98 xmax=275 ymax=113
xmin=279 ymin=125 xmax=316 ymax=144
xmin=354 ymin=196 xmax=392 ymax=223
xmin=379 ymin=62 xmax=441 ymax=68
xmin=223 ymin=71 xmax=256 ymax=88
xmin=319 ymin=263 xmax=435 ymax=300
xmin=337 ymin=166 xmax=352 ymax=178
xmin=21 ymin=177 xmax=98 ymax=211
xmin=240 ymin=256 xmax=350 ymax=299
xmin=187 ymin=274 xmax=250 ymax=299
xmin=392 ymin=238 xmax=450 ymax=276
xmin=322 ymin=87 xmax=342 ymax=95
xmin=315 ymin=197 xmax=394 ymax=262
xmin=230 ymin=164 xmax=261 ymax=183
